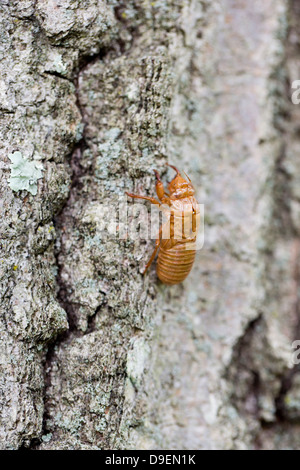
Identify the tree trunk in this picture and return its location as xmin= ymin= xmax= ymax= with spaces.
xmin=1 ymin=0 xmax=300 ymax=450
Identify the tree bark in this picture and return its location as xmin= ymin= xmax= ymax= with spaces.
xmin=1 ymin=0 xmax=300 ymax=450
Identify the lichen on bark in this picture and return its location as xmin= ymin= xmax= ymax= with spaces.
xmin=0 ymin=0 xmax=116 ymax=449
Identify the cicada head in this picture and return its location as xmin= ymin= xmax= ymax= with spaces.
xmin=167 ymin=164 xmax=195 ymax=199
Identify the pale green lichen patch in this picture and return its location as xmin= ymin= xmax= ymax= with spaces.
xmin=41 ymin=433 xmax=53 ymax=443
xmin=97 ymin=128 xmax=123 ymax=161
xmin=8 ymin=151 xmax=44 ymax=196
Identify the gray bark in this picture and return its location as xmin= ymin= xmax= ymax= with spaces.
xmin=1 ymin=0 xmax=300 ymax=450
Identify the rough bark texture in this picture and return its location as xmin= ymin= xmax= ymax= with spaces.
xmin=1 ymin=0 xmax=300 ymax=450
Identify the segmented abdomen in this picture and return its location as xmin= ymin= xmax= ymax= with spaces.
xmin=156 ymin=243 xmax=196 ymax=285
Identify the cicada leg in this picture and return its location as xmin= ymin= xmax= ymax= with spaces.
xmin=143 ymin=226 xmax=164 ymax=275
xmin=143 ymin=239 xmax=160 ymax=275
xmin=125 ymin=192 xmax=160 ymax=206
xmin=154 ymin=170 xmax=170 ymax=204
